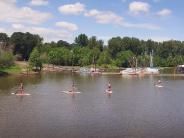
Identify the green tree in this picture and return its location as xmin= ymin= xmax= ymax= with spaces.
xmin=97 ymin=50 xmax=111 ymax=65
xmin=0 ymin=33 xmax=9 ymax=50
xmin=0 ymin=51 xmax=14 ymax=67
xmin=75 ymin=34 xmax=88 ymax=47
xmin=10 ymin=32 xmax=42 ymax=60
xmin=29 ymin=48 xmax=42 ymax=71
xmin=108 ymin=37 xmax=123 ymax=58
xmin=57 ymin=40 xmax=70 ymax=48
xmin=115 ymin=50 xmax=134 ymax=67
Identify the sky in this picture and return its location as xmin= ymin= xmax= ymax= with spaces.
xmin=0 ymin=0 xmax=184 ymax=44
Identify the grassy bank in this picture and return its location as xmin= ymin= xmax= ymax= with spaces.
xmin=0 ymin=65 xmax=22 ymax=75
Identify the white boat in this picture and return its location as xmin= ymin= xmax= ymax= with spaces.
xmin=120 ymin=50 xmax=159 ymax=75
xmin=143 ymin=67 xmax=159 ymax=74
xmin=90 ymin=67 xmax=102 ymax=74
xmin=79 ymin=67 xmax=102 ymax=74
xmin=80 ymin=67 xmax=90 ymax=73
xmin=143 ymin=51 xmax=159 ymax=74
xmin=120 ymin=68 xmax=142 ymax=75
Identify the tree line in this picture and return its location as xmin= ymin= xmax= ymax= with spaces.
xmin=0 ymin=32 xmax=184 ymax=70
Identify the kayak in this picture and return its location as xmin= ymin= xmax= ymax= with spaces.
xmin=11 ymin=93 xmax=31 ymax=96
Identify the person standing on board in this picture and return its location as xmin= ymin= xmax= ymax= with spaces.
xmin=156 ymin=80 xmax=162 ymax=85
xmin=20 ymin=83 xmax=24 ymax=94
xmin=108 ymin=82 xmax=112 ymax=91
xmin=69 ymin=82 xmax=75 ymax=93
xmin=15 ymin=83 xmax=24 ymax=94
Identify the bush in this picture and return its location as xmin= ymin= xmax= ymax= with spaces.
xmin=0 ymin=51 xmax=14 ymax=67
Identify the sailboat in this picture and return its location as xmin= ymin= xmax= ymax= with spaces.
xmin=143 ymin=50 xmax=159 ymax=74
xmin=120 ymin=57 xmax=142 ymax=75
xmin=90 ymin=56 xmax=102 ymax=75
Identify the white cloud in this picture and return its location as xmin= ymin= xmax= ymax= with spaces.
xmin=150 ymin=36 xmax=171 ymax=42
xmin=0 ymin=1 xmax=51 ymax=24
xmin=58 ymin=2 xmax=85 ymax=15
xmin=30 ymin=0 xmax=48 ymax=6
xmin=129 ymin=1 xmax=150 ymax=15
xmin=8 ymin=24 xmax=73 ymax=42
xmin=157 ymin=9 xmax=172 ymax=17
xmin=12 ymin=23 xmax=24 ymax=29
xmin=123 ymin=22 xmax=160 ymax=30
xmin=84 ymin=9 xmax=159 ymax=30
xmin=85 ymin=9 xmax=123 ymax=25
xmin=56 ymin=21 xmax=78 ymax=31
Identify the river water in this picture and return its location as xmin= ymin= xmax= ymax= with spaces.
xmin=0 ymin=72 xmax=184 ymax=138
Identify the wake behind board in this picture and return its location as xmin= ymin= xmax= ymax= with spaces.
xmin=105 ymin=89 xmax=112 ymax=94
xmin=61 ymin=91 xmax=81 ymax=94
xmin=11 ymin=93 xmax=31 ymax=96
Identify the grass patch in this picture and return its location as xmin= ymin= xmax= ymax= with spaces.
xmin=0 ymin=65 xmax=22 ymax=75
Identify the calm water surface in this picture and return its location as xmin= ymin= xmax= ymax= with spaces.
xmin=0 ymin=73 xmax=184 ymax=138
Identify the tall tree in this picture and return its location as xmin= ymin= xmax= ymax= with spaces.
xmin=75 ymin=34 xmax=88 ymax=47
xmin=29 ymin=48 xmax=42 ymax=71
xmin=0 ymin=33 xmax=9 ymax=50
xmin=10 ymin=32 xmax=42 ymax=60
xmin=57 ymin=40 xmax=70 ymax=48
xmin=108 ymin=37 xmax=122 ymax=58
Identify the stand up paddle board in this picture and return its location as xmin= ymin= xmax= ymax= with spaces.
xmin=11 ymin=93 xmax=31 ymax=96
xmin=61 ymin=91 xmax=81 ymax=94
xmin=155 ymin=84 xmax=163 ymax=88
xmin=105 ymin=89 xmax=112 ymax=94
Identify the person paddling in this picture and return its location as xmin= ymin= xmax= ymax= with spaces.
xmin=156 ymin=80 xmax=162 ymax=85
xmin=20 ymin=83 xmax=24 ymax=94
xmin=15 ymin=83 xmax=24 ymax=94
xmin=69 ymin=82 xmax=75 ymax=93
xmin=107 ymin=82 xmax=112 ymax=91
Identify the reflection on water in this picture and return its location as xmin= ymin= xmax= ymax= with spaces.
xmin=0 ymin=72 xmax=184 ymax=138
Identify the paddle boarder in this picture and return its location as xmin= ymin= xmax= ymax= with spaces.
xmin=14 ymin=83 xmax=24 ymax=94
xmin=69 ymin=82 xmax=75 ymax=93
xmin=108 ymin=82 xmax=112 ymax=91
xmin=20 ymin=83 xmax=24 ymax=94
xmin=156 ymin=80 xmax=162 ymax=85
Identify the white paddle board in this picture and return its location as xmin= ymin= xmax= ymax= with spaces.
xmin=11 ymin=93 xmax=31 ymax=96
xmin=61 ymin=91 xmax=81 ymax=94
xmin=105 ymin=89 xmax=112 ymax=94
xmin=155 ymin=84 xmax=163 ymax=88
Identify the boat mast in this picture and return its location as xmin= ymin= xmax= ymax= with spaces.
xmin=150 ymin=50 xmax=153 ymax=68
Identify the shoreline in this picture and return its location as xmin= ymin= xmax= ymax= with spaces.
xmin=0 ymin=61 xmax=183 ymax=77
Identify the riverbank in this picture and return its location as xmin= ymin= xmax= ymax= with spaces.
xmin=0 ymin=61 xmax=183 ymax=77
xmin=0 ymin=61 xmax=38 ymax=76
xmin=0 ymin=65 xmax=22 ymax=76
